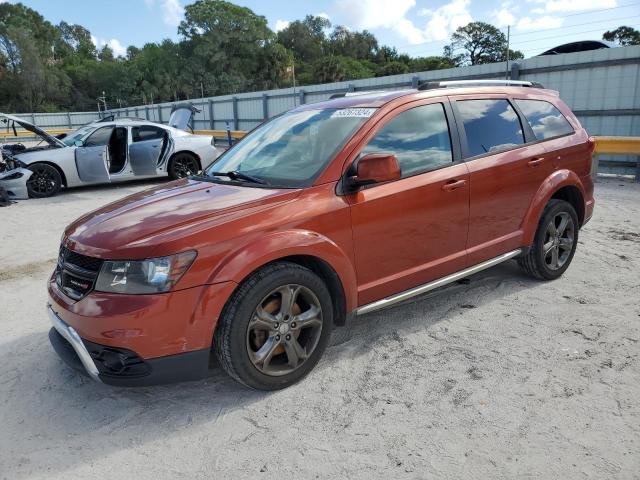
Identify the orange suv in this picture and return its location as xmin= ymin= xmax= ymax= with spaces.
xmin=48 ymin=80 xmax=595 ymax=390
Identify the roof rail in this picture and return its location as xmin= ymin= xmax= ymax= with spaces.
xmin=329 ymin=90 xmax=386 ymax=99
xmin=417 ymin=79 xmax=544 ymax=90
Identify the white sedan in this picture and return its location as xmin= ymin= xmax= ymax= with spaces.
xmin=0 ymin=108 xmax=224 ymax=199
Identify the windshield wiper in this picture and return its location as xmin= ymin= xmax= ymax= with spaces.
xmin=208 ymin=170 xmax=267 ymax=185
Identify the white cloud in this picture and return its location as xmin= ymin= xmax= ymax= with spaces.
xmin=517 ymin=15 xmax=564 ymax=30
xmin=161 ymin=0 xmax=184 ymax=27
xmin=316 ymin=12 xmax=331 ymax=20
xmin=143 ymin=0 xmax=183 ymax=26
xmin=274 ymin=19 xmax=290 ymax=32
xmin=421 ymin=0 xmax=474 ymax=42
xmin=335 ymin=0 xmax=472 ymax=45
xmin=337 ymin=0 xmax=417 ymax=30
xmin=528 ymin=0 xmax=617 ymax=13
xmin=91 ymin=35 xmax=127 ymax=57
xmin=493 ymin=7 xmax=516 ymax=27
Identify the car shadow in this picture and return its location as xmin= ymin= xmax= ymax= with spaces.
xmin=54 ymin=177 xmax=168 ymax=197
xmin=1 ymin=261 xmax=541 ymax=478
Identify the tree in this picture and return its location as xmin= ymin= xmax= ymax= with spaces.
xmin=312 ymin=55 xmax=374 ymax=83
xmin=376 ymin=61 xmax=409 ymax=77
xmin=410 ymin=56 xmax=456 ymax=72
xmin=444 ymin=22 xmax=523 ymax=66
xmin=277 ymin=15 xmax=330 ymax=64
xmin=603 ymin=26 xmax=640 ymax=46
xmin=329 ymin=26 xmax=378 ymax=60
xmin=178 ymin=0 xmax=276 ymax=95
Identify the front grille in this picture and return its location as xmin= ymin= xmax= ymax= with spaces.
xmin=56 ymin=246 xmax=104 ymax=300
xmin=59 ymin=246 xmax=103 ymax=272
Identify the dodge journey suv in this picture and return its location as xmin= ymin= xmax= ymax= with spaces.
xmin=48 ymin=80 xmax=595 ymax=390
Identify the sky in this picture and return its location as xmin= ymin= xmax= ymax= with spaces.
xmin=12 ymin=0 xmax=640 ymax=58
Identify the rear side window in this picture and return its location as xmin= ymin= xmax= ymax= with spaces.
xmin=132 ymin=126 xmax=165 ymax=142
xmin=361 ymin=103 xmax=453 ymax=177
xmin=514 ymin=99 xmax=574 ymax=140
xmin=456 ymin=99 xmax=524 ymax=157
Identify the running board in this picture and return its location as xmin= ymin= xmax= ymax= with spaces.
xmin=356 ymin=249 xmax=523 ymax=315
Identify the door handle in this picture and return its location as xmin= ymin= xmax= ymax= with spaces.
xmin=442 ymin=179 xmax=467 ymax=191
xmin=528 ymin=157 xmax=545 ymax=167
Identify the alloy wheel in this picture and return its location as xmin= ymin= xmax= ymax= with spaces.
xmin=542 ymin=211 xmax=575 ymax=270
xmin=172 ymin=154 xmax=198 ymax=178
xmin=27 ymin=166 xmax=58 ymax=195
xmin=246 ymin=284 xmax=323 ymax=376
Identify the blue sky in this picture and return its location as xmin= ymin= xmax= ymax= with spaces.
xmin=13 ymin=0 xmax=640 ymax=58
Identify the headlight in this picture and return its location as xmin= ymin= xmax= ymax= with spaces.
xmin=95 ymin=250 xmax=197 ymax=294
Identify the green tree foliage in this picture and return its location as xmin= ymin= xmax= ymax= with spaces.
xmin=603 ymin=26 xmax=640 ymax=46
xmin=1 ymin=1 xmax=540 ymax=113
xmin=277 ymin=15 xmax=330 ymax=64
xmin=444 ymin=22 xmax=523 ymax=66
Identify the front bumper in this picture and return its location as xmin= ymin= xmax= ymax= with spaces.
xmin=48 ymin=305 xmax=101 ymax=381
xmin=48 ymin=305 xmax=212 ymax=386
xmin=47 ymin=277 xmax=238 ymax=386
xmin=0 ymin=167 xmax=32 ymax=200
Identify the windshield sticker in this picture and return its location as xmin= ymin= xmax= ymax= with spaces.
xmin=331 ymin=108 xmax=376 ymax=118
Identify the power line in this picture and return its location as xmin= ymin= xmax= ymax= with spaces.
xmin=509 ymin=14 xmax=640 ymax=38
xmin=543 ymin=1 xmax=640 ymax=19
xmin=399 ymin=2 xmax=640 ymax=51
xmin=510 ymin=23 xmax=640 ymax=47
xmin=406 ymin=18 xmax=640 ymax=58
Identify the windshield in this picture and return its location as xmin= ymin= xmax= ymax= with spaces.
xmin=62 ymin=125 xmax=96 ymax=146
xmin=205 ymin=108 xmax=372 ymax=188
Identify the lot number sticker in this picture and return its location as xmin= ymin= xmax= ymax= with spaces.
xmin=332 ymin=108 xmax=376 ymax=118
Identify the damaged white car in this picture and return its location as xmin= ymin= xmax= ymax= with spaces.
xmin=0 ymin=106 xmax=223 ymax=199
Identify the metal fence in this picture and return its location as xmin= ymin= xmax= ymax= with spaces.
xmin=7 ymin=45 xmax=640 ymax=175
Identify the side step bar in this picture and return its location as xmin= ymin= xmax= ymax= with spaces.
xmin=356 ymin=249 xmax=522 ymax=315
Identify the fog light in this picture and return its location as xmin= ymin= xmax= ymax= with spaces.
xmin=101 ymin=350 xmax=126 ymax=374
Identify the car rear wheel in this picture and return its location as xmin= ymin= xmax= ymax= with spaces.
xmin=168 ymin=152 xmax=199 ymax=179
xmin=26 ymin=163 xmax=62 ymax=198
xmin=518 ymin=199 xmax=579 ymax=280
xmin=214 ymin=262 xmax=332 ymax=390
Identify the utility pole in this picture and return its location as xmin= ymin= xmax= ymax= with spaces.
xmin=292 ymin=62 xmax=297 ymax=107
xmin=505 ymin=25 xmax=510 ymax=79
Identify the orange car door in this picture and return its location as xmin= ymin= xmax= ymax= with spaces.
xmin=449 ymin=95 xmax=551 ymax=265
xmin=345 ymin=100 xmax=470 ymax=307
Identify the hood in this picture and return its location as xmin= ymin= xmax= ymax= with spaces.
xmin=64 ymin=178 xmax=299 ymax=258
xmin=0 ymin=113 xmax=66 ymax=148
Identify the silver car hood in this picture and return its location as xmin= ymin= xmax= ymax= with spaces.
xmin=0 ymin=113 xmax=66 ymax=148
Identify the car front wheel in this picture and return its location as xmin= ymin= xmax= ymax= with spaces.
xmin=27 ymin=163 xmax=62 ymax=198
xmin=214 ymin=262 xmax=332 ymax=390
xmin=518 ymin=199 xmax=579 ymax=280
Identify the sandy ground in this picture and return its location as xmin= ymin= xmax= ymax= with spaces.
xmin=0 ymin=177 xmax=639 ymax=479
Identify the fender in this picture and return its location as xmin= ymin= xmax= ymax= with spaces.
xmin=521 ymin=169 xmax=586 ymax=245
xmin=207 ymin=229 xmax=358 ymax=311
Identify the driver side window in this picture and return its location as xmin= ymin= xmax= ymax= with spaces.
xmin=84 ymin=127 xmax=113 ymax=147
xmin=361 ymin=103 xmax=453 ymax=178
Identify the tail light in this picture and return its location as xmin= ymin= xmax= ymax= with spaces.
xmin=587 ymin=136 xmax=597 ymax=154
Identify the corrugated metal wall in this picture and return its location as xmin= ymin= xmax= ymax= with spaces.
xmin=7 ymin=45 xmax=640 ymax=174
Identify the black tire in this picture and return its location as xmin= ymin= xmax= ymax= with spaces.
xmin=518 ymin=199 xmax=579 ymax=280
xmin=214 ymin=262 xmax=333 ymax=390
xmin=168 ymin=152 xmax=200 ymax=180
xmin=26 ymin=163 xmax=62 ymax=198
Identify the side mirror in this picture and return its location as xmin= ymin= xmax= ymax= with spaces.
xmin=350 ymin=152 xmax=401 ymax=187
xmin=74 ymin=140 xmax=84 ymax=147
